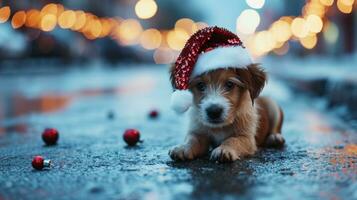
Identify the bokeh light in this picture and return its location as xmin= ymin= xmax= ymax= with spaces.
xmin=135 ymin=0 xmax=158 ymax=19
xmin=252 ymin=31 xmax=276 ymax=56
xmin=40 ymin=14 xmax=57 ymax=32
xmin=11 ymin=11 xmax=26 ymax=29
xmin=300 ymin=34 xmax=317 ymax=49
xmin=0 ymin=6 xmax=11 ymax=23
xmin=58 ymin=10 xmax=76 ymax=29
xmin=41 ymin=3 xmax=58 ymax=16
xmin=319 ymin=0 xmax=334 ymax=6
xmin=153 ymin=47 xmax=176 ymax=64
xmin=306 ymin=14 xmax=323 ymax=33
xmin=175 ymin=18 xmax=195 ymax=35
xmin=25 ymin=9 xmax=41 ymax=28
xmin=340 ymin=0 xmax=355 ymax=6
xmin=99 ymin=19 xmax=113 ymax=38
xmin=140 ymin=29 xmax=162 ymax=50
xmin=323 ymin=21 xmax=339 ymax=44
xmin=337 ymin=0 xmax=353 ymax=13
xmin=246 ymin=0 xmax=265 ymax=9
xmin=236 ymin=9 xmax=260 ymax=35
xmin=117 ymin=19 xmax=143 ymax=45
xmin=291 ymin=17 xmax=309 ymax=38
xmin=84 ymin=18 xmax=102 ymax=40
xmin=0 ymin=0 xmax=355 ymax=61
xmin=167 ymin=28 xmax=189 ymax=50
xmin=270 ymin=20 xmax=292 ymax=42
xmin=273 ymin=42 xmax=289 ymax=55
xmin=71 ymin=11 xmax=86 ymax=31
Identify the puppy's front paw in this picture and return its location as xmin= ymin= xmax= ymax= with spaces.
xmin=169 ymin=145 xmax=195 ymax=161
xmin=210 ymin=146 xmax=239 ymax=162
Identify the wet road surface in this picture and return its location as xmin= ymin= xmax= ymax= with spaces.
xmin=0 ymin=65 xmax=356 ymax=200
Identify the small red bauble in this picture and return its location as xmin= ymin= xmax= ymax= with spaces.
xmin=149 ymin=110 xmax=159 ymax=119
xmin=32 ymin=156 xmax=51 ymax=170
xmin=42 ymin=128 xmax=59 ymax=145
xmin=123 ymin=129 xmax=140 ymax=146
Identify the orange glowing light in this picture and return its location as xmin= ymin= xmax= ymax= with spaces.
xmin=81 ymin=15 xmax=101 ymax=40
xmin=71 ymin=11 xmax=86 ymax=30
xmin=25 ymin=9 xmax=41 ymax=28
xmin=56 ymin=4 xmax=64 ymax=17
xmin=270 ymin=20 xmax=292 ymax=42
xmin=117 ymin=19 xmax=143 ymax=45
xmin=58 ymin=10 xmax=76 ymax=29
xmin=291 ymin=17 xmax=309 ymax=38
xmin=337 ymin=0 xmax=353 ymax=13
xmin=340 ymin=0 xmax=354 ymax=6
xmin=99 ymin=19 xmax=113 ymax=38
xmin=41 ymin=3 xmax=58 ymax=15
xmin=253 ymin=31 xmax=276 ymax=55
xmin=40 ymin=14 xmax=57 ymax=32
xmin=167 ymin=28 xmax=189 ymax=50
xmin=0 ymin=6 xmax=11 ymax=23
xmin=11 ymin=11 xmax=26 ymax=29
xmin=175 ymin=18 xmax=195 ymax=35
xmin=304 ymin=2 xmax=326 ymax=17
xmin=319 ymin=0 xmax=334 ymax=6
xmin=345 ymin=144 xmax=357 ymax=155
xmin=273 ymin=42 xmax=289 ymax=55
xmin=140 ymin=29 xmax=162 ymax=50
xmin=88 ymin=19 xmax=102 ymax=39
xmin=300 ymin=34 xmax=317 ymax=49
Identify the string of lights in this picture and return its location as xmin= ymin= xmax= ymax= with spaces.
xmin=0 ymin=0 xmax=355 ymax=63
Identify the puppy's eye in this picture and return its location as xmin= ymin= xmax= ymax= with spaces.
xmin=196 ymin=82 xmax=206 ymax=92
xmin=224 ymin=81 xmax=235 ymax=91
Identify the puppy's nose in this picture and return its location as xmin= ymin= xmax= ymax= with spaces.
xmin=206 ymin=105 xmax=223 ymax=120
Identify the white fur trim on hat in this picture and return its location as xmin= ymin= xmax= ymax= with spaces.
xmin=170 ymin=90 xmax=193 ymax=114
xmin=191 ymin=46 xmax=253 ymax=78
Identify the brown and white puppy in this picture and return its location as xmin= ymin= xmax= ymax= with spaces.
xmin=169 ymin=64 xmax=285 ymax=162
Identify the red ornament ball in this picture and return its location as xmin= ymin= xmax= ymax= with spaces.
xmin=42 ymin=128 xmax=59 ymax=145
xmin=149 ymin=110 xmax=159 ymax=118
xmin=123 ymin=129 xmax=140 ymax=146
xmin=32 ymin=156 xmax=51 ymax=170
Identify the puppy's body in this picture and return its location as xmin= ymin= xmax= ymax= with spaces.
xmin=169 ymin=65 xmax=285 ymax=162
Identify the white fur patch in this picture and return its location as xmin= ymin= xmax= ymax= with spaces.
xmin=191 ymin=46 xmax=253 ymax=78
xmin=199 ymin=86 xmax=230 ymax=127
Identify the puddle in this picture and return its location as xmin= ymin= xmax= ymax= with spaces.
xmin=0 ymin=76 xmax=156 ymax=135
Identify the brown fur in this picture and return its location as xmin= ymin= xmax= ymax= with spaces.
xmin=169 ymin=64 xmax=285 ymax=162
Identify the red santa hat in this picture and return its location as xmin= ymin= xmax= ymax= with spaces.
xmin=170 ymin=26 xmax=253 ymax=113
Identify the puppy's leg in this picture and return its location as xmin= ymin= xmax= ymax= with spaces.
xmin=210 ymin=135 xmax=257 ymax=162
xmin=169 ymin=133 xmax=210 ymax=161
xmin=263 ymin=98 xmax=285 ymax=148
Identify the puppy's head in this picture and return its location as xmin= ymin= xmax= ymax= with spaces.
xmin=188 ymin=64 xmax=266 ymax=127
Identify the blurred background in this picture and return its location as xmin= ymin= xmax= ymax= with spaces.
xmin=0 ymin=0 xmax=356 ymax=131
xmin=0 ymin=0 xmax=355 ymax=63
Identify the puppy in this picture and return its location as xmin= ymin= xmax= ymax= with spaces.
xmin=169 ymin=64 xmax=285 ymax=162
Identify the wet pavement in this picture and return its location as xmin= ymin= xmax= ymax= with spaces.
xmin=0 ymin=64 xmax=356 ymax=200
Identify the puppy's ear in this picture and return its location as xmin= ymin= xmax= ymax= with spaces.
xmin=247 ymin=64 xmax=267 ymax=102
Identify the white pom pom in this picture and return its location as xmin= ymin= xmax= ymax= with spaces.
xmin=170 ymin=90 xmax=193 ymax=113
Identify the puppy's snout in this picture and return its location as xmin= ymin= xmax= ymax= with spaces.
xmin=205 ymin=104 xmax=223 ymax=121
